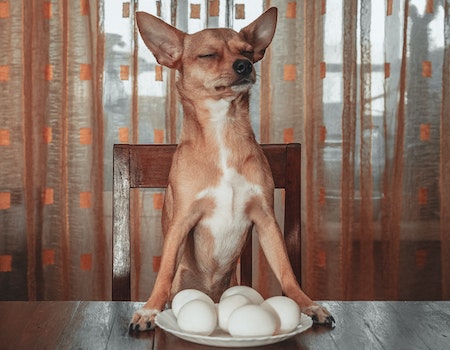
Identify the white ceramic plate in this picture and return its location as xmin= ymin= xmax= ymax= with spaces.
xmin=155 ymin=309 xmax=313 ymax=348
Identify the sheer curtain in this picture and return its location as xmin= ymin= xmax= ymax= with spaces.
xmin=0 ymin=0 xmax=448 ymax=302
xmin=0 ymin=0 xmax=106 ymax=300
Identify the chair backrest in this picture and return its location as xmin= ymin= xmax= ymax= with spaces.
xmin=112 ymin=143 xmax=301 ymax=301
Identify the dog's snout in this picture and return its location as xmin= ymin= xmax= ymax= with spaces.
xmin=233 ymin=60 xmax=253 ymax=76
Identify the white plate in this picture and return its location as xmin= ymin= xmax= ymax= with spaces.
xmin=155 ymin=309 xmax=313 ymax=348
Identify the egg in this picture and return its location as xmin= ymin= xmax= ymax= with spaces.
xmin=228 ymin=304 xmax=277 ymax=337
xmin=218 ymin=294 xmax=252 ymax=332
xmin=177 ymin=299 xmax=217 ymax=336
xmin=219 ymin=286 xmax=264 ymax=305
xmin=261 ymin=296 xmax=301 ymax=333
xmin=171 ymin=289 xmax=214 ymax=318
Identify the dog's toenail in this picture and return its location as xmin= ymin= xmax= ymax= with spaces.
xmin=326 ymin=316 xmax=336 ymax=328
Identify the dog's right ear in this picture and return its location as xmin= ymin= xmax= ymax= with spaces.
xmin=136 ymin=12 xmax=184 ymax=69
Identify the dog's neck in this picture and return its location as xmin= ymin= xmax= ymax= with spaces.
xmin=177 ymin=88 xmax=254 ymax=146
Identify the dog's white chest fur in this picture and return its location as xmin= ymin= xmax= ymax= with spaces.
xmin=196 ymin=99 xmax=262 ymax=264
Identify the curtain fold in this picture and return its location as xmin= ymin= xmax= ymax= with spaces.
xmin=302 ymin=0 xmax=326 ymax=300
xmin=440 ymin=0 xmax=450 ymax=300
xmin=0 ymin=0 xmax=449 ymax=302
xmin=339 ymin=0 xmax=358 ymax=300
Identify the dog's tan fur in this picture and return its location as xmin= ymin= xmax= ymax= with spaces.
xmin=130 ymin=7 xmax=334 ymax=331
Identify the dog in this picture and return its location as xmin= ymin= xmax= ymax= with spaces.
xmin=130 ymin=7 xmax=334 ymax=331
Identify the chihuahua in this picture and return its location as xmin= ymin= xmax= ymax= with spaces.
xmin=130 ymin=7 xmax=334 ymax=331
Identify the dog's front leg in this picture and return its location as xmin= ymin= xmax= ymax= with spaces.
xmin=129 ymin=214 xmax=196 ymax=332
xmin=248 ymin=201 xmax=335 ymax=326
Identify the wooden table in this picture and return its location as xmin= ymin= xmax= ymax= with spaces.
xmin=1 ymin=301 xmax=449 ymax=349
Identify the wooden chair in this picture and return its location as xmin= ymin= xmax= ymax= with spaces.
xmin=112 ymin=143 xmax=301 ymax=301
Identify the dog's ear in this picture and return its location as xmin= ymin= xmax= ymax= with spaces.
xmin=239 ymin=7 xmax=277 ymax=62
xmin=136 ymin=12 xmax=184 ymax=69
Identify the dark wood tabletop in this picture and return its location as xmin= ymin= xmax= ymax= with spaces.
xmin=1 ymin=301 xmax=449 ymax=349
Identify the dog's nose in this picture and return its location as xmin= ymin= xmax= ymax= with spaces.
xmin=233 ymin=59 xmax=253 ymax=76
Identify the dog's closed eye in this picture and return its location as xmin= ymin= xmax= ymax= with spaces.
xmin=198 ymin=53 xmax=218 ymax=59
xmin=239 ymin=49 xmax=254 ymax=60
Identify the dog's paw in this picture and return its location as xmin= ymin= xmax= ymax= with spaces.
xmin=129 ymin=307 xmax=160 ymax=332
xmin=302 ymin=303 xmax=335 ymax=328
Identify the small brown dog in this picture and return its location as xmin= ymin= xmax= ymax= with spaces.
xmin=130 ymin=7 xmax=334 ymax=331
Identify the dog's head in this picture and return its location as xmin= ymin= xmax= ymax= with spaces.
xmin=136 ymin=8 xmax=277 ymax=100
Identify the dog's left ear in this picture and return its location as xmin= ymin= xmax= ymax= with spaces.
xmin=239 ymin=7 xmax=277 ymax=63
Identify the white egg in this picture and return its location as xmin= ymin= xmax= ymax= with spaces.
xmin=177 ymin=299 xmax=217 ymax=336
xmin=218 ymin=294 xmax=252 ymax=332
xmin=228 ymin=304 xmax=277 ymax=337
xmin=261 ymin=296 xmax=301 ymax=333
xmin=171 ymin=289 xmax=214 ymax=318
xmin=220 ymin=286 xmax=264 ymax=305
